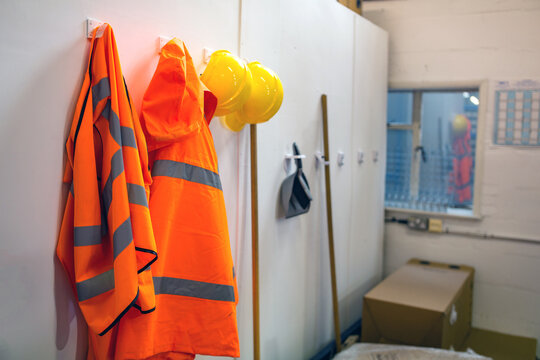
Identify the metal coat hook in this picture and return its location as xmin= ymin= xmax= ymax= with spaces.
xmin=86 ymin=18 xmax=106 ymax=38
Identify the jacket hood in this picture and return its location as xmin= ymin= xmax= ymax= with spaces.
xmin=140 ymin=38 xmax=217 ymax=152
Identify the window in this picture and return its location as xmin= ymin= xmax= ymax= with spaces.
xmin=385 ymin=88 xmax=480 ymax=216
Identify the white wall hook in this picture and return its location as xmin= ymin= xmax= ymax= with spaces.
xmin=283 ymin=154 xmax=306 ymax=173
xmin=284 ymin=154 xmax=306 ymax=160
xmin=203 ymin=47 xmax=214 ymax=64
xmin=337 ymin=151 xmax=345 ymax=167
xmin=86 ymin=18 xmax=106 ymax=39
xmin=372 ymin=150 xmax=379 ymax=163
xmin=158 ymin=36 xmax=173 ymax=53
xmin=315 ymin=151 xmax=329 ymax=168
xmin=357 ymin=149 xmax=364 ymax=164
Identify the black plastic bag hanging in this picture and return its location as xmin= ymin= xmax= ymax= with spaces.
xmin=280 ymin=143 xmax=312 ymax=218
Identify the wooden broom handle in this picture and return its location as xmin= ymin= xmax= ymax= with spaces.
xmin=321 ymin=94 xmax=342 ymax=353
xmin=250 ymin=124 xmax=261 ymax=360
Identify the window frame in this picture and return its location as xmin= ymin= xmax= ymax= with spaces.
xmin=385 ymin=81 xmax=487 ymax=220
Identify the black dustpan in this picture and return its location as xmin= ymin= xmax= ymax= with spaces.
xmin=280 ymin=143 xmax=312 ymax=218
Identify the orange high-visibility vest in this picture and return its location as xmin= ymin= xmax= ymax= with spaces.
xmin=449 ymin=117 xmax=473 ymax=203
xmin=57 ymin=24 xmax=157 ymax=351
xmin=112 ymin=38 xmax=240 ymax=359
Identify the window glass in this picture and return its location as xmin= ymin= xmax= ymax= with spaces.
xmin=384 ymin=89 xmax=479 ymax=215
xmin=418 ymin=92 xmax=478 ymax=212
xmin=385 ymin=129 xmax=413 ymax=207
xmin=387 ymin=92 xmax=413 ymax=125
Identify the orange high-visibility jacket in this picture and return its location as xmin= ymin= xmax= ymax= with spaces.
xmin=112 ymin=38 xmax=240 ymax=359
xmin=57 ymin=24 xmax=157 ymax=346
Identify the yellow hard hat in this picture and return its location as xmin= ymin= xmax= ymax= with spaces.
xmin=452 ymin=114 xmax=469 ymax=137
xmin=222 ymin=112 xmax=247 ymax=132
xmin=236 ymin=62 xmax=283 ymax=124
xmin=200 ymin=50 xmax=252 ymax=117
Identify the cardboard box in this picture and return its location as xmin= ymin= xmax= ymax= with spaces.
xmin=458 ymin=328 xmax=538 ymax=360
xmin=361 ymin=259 xmax=474 ymax=349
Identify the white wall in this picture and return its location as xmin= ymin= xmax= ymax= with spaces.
xmin=363 ymin=0 xmax=540 ymax=356
xmin=240 ymin=1 xmax=388 ymax=358
xmin=0 ymin=1 xmax=387 ymax=359
xmin=0 ymin=1 xmax=240 ymax=359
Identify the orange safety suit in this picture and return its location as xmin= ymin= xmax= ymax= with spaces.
xmin=449 ymin=116 xmax=473 ymax=204
xmin=57 ymin=24 xmax=157 ymax=358
xmin=111 ymin=38 xmax=240 ymax=359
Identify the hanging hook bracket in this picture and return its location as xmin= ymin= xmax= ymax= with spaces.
xmin=283 ymin=153 xmax=306 ymax=173
xmin=86 ymin=18 xmax=106 ymax=39
xmin=315 ymin=151 xmax=330 ymax=168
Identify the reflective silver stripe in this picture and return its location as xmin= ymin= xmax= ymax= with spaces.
xmin=92 ymin=77 xmax=110 ymax=111
xmin=102 ymin=150 xmax=125 ymax=213
xmin=95 ymin=86 xmax=137 ymax=149
xmin=77 ymin=269 xmax=115 ymax=302
xmin=100 ymin=99 xmax=134 ymax=150
xmin=121 ymin=126 xmax=137 ymax=148
xmin=110 ymin=150 xmax=125 ymax=179
xmin=113 ymin=217 xmax=133 ymax=259
xmin=127 ymin=183 xmax=148 ymax=207
xmin=102 ymin=99 xmax=122 ymax=145
xmin=102 ymin=176 xmax=113 ymax=214
xmin=152 ymin=160 xmax=222 ymax=190
xmin=153 ymin=276 xmax=235 ymax=302
xmin=74 ymin=225 xmax=102 ymax=246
